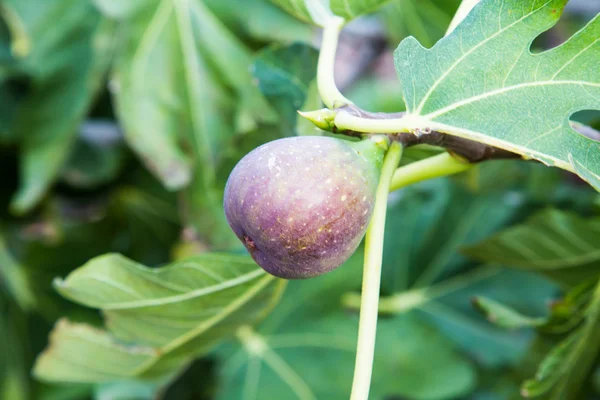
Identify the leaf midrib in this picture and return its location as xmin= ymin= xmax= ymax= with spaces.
xmin=84 ymin=268 xmax=267 ymax=309
xmin=173 ymin=0 xmax=216 ymax=183
xmin=466 ymin=247 xmax=600 ymax=269
xmin=413 ymin=0 xmax=553 ymax=114
xmin=424 ymin=80 xmax=600 ymax=120
xmin=134 ymin=274 xmax=278 ymax=376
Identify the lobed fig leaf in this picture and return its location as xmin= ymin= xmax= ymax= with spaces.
xmin=224 ymin=136 xmax=384 ymax=279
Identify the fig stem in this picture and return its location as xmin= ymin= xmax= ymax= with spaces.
xmin=389 ymin=152 xmax=472 ymax=192
xmin=350 ymin=141 xmax=402 ymax=400
xmin=318 ymin=16 xmax=353 ymax=109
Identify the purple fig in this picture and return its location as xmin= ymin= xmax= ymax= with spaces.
xmin=224 ymin=136 xmax=384 ymax=279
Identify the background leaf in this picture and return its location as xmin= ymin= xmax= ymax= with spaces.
xmin=102 ymin=0 xmax=278 ymax=249
xmin=34 ymin=320 xmax=158 ymax=383
xmin=205 ymin=0 xmax=314 ymax=43
xmin=269 ymin=0 xmax=398 ymax=24
xmin=3 ymin=0 xmax=114 ymax=213
xmin=463 ymin=209 xmax=600 ymax=286
xmin=34 ymin=253 xmax=285 ymax=382
xmin=1 ymin=0 xmax=599 ymax=398
xmin=472 ymin=296 xmax=547 ymax=330
xmin=216 ymin=251 xmax=476 ymax=400
xmin=521 ymin=279 xmax=600 ymax=399
xmin=252 ymin=43 xmax=319 ymax=133
xmin=372 ymin=173 xmax=561 ymax=367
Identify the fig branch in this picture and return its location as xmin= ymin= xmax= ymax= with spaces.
xmin=303 ymin=105 xmax=522 ymax=163
xmin=300 ymin=105 xmax=600 ymax=164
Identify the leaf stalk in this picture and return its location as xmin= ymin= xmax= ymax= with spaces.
xmin=317 ymin=16 xmax=353 ymax=109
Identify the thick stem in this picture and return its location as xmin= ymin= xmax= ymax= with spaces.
xmin=390 ymin=152 xmax=472 ymax=192
xmin=350 ymin=142 xmax=402 ymax=400
xmin=300 ymin=107 xmax=522 ymax=163
xmin=318 ymin=17 xmax=353 ymax=109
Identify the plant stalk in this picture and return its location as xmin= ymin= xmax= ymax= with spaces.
xmin=318 ymin=16 xmax=353 ymax=109
xmin=389 ymin=152 xmax=472 ymax=192
xmin=349 ymin=142 xmax=402 ymax=400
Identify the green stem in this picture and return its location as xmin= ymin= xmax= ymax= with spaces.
xmin=342 ymin=265 xmax=501 ymax=313
xmin=350 ymin=142 xmax=402 ymax=400
xmin=389 ymin=152 xmax=472 ymax=192
xmin=318 ymin=16 xmax=353 ymax=109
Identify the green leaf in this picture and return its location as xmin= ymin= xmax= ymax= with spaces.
xmin=34 ymin=320 xmax=157 ymax=383
xmin=394 ymin=0 xmax=600 ymax=190
xmin=379 ymin=0 xmax=460 ymax=48
xmin=59 ymin=123 xmax=126 ymax=189
xmin=102 ymin=0 xmax=269 ymax=248
xmin=472 ymin=279 xmax=595 ymax=335
xmin=462 ymin=209 xmax=600 ymax=286
xmin=377 ymin=178 xmax=559 ymax=366
xmin=520 ymin=332 xmax=581 ymax=398
xmin=185 ymin=0 xmax=278 ymax=132
xmin=522 ymin=279 xmax=600 ymax=399
xmin=94 ymin=381 xmax=160 ymax=399
xmin=472 ymin=296 xmax=546 ymax=330
xmin=269 ymin=0 xmax=394 ymax=24
xmin=34 ymin=253 xmax=286 ymax=382
xmin=217 ymin=251 xmax=475 ymax=400
xmin=345 ymin=75 xmax=405 ymax=114
xmin=380 ymin=0 xmax=457 ymax=48
xmin=104 ymin=0 xmax=275 ymax=188
xmin=0 ymin=2 xmax=29 ymax=61
xmin=328 ymin=0 xmax=395 ymax=20
xmin=383 ymin=179 xmax=524 ymax=291
xmin=0 ymin=11 xmax=22 ymax=144
xmin=0 ymin=294 xmax=31 ymax=400
xmin=252 ymin=43 xmax=319 ymax=133
xmin=204 ymin=0 xmax=313 ymax=43
xmin=92 ymin=0 xmax=148 ymax=20
xmin=542 ymin=279 xmax=596 ymax=334
xmin=0 ymin=232 xmax=35 ymax=311
xmin=268 ymin=0 xmax=323 ymax=24
xmin=106 ymin=0 xmax=216 ymax=190
xmin=5 ymin=0 xmax=114 ymax=214
xmin=218 ymin=316 xmax=475 ymax=400
xmin=1 ymin=370 xmax=28 ymax=400
xmin=0 ymin=82 xmax=21 ymax=144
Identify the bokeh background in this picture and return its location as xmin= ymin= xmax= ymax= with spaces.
xmin=1 ymin=0 xmax=600 ymax=399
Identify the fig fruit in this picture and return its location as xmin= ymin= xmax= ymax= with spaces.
xmin=224 ymin=136 xmax=384 ymax=279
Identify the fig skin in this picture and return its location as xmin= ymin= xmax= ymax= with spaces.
xmin=224 ymin=136 xmax=383 ymax=279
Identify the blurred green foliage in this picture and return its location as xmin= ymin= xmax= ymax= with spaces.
xmin=1 ymin=0 xmax=600 ymax=399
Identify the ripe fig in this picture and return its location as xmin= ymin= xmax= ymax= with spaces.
xmin=224 ymin=136 xmax=384 ymax=279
